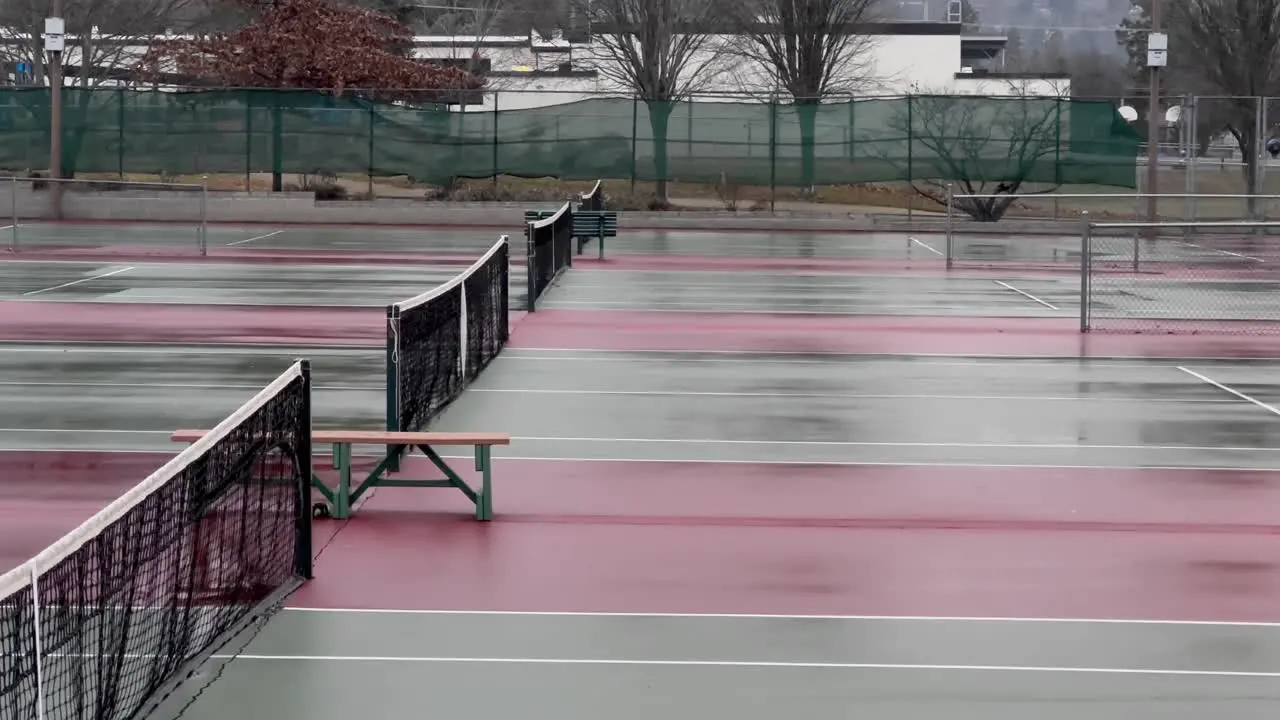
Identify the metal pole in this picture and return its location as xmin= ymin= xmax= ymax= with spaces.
xmin=1144 ymin=0 xmax=1163 ymax=236
xmin=1254 ymin=96 xmax=1265 ymax=224
xmin=198 ymin=175 xmax=208 ymax=255
xmin=10 ymin=176 xmax=17 ymax=253
xmin=48 ymin=1 xmax=64 ymax=221
xmin=1182 ymin=96 xmax=1192 ymax=219
xmin=1079 ymin=211 xmax=1091 ymax=333
xmin=944 ymin=183 xmax=954 ymax=269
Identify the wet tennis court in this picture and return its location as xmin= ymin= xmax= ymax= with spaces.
xmin=4 ymin=221 xmax=1280 ymax=719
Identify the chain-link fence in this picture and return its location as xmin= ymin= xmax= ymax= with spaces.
xmin=941 ymin=191 xmax=1280 ymax=271
xmin=0 ymin=88 xmax=1141 ymax=190
xmin=1080 ymin=219 xmax=1280 ymax=334
xmin=0 ymin=176 xmax=208 ymax=254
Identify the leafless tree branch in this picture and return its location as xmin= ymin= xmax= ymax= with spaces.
xmin=875 ymin=90 xmax=1065 ymax=221
xmin=576 ymin=0 xmax=724 ymax=101
xmin=0 ymin=0 xmax=211 ymax=87
xmin=722 ymin=0 xmax=883 ymax=101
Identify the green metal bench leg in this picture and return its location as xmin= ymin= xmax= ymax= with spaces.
xmin=475 ymin=445 xmax=493 ymax=521
xmin=334 ymin=442 xmax=353 ymax=519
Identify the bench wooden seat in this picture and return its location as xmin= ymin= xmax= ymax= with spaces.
xmin=523 ymin=209 xmax=619 ymax=259
xmin=171 ymin=429 xmax=510 ymax=521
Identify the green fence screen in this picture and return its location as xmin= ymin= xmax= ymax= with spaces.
xmin=0 ymin=88 xmax=1141 ymax=188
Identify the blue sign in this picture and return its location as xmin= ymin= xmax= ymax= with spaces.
xmin=15 ymin=63 xmax=29 ymax=73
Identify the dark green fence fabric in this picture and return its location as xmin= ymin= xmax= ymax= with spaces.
xmin=0 ymin=89 xmax=1140 ymax=188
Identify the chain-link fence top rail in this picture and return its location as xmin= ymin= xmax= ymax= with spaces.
xmin=1081 ymin=220 xmax=1280 ymax=335
xmin=0 ymin=89 xmax=1140 ymax=188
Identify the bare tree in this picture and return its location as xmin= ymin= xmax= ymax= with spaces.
xmin=1118 ymin=0 xmax=1280 ymax=219
xmin=725 ymin=0 xmax=882 ymax=189
xmin=578 ymin=0 xmax=725 ymax=202
xmin=878 ymin=88 xmax=1069 ymax=222
xmin=0 ymin=0 xmax=209 ymax=88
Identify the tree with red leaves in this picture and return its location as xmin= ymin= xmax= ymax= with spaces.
xmin=139 ymin=0 xmax=485 ymax=101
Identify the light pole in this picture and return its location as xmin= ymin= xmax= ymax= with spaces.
xmin=1145 ymin=0 xmax=1166 ymax=232
xmin=46 ymin=2 xmax=65 ymax=219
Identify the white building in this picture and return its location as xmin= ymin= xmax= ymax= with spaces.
xmin=0 ymin=21 xmax=1067 ymax=106
xmin=415 ymin=22 xmax=1068 ymax=112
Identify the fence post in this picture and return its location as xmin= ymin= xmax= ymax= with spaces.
xmin=629 ymin=96 xmax=638 ymax=190
xmin=1187 ymin=96 xmax=1198 ymax=222
xmin=198 ymin=175 xmax=208 ymax=256
xmin=244 ymin=93 xmax=253 ymax=193
xmin=117 ymin=88 xmax=125 ymax=179
xmin=768 ymin=99 xmax=777 ymax=212
xmin=367 ymin=104 xmax=376 ymax=198
xmin=1079 ymin=211 xmax=1091 ymax=333
xmin=906 ymin=95 xmax=914 ymax=222
xmin=944 ymin=183 xmax=954 ymax=269
xmin=491 ymin=91 xmax=499 ymax=187
xmin=9 ymin=175 xmax=16 ymax=254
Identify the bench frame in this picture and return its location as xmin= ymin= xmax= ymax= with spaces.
xmin=172 ymin=430 xmax=506 ymax=521
xmin=523 ymin=208 xmax=618 ymax=260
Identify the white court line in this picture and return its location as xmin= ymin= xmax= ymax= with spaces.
xmin=21 ymin=266 xmax=134 ymax=297
xmin=0 ymin=381 xmax=1237 ymax=404
xmin=499 ymin=347 xmax=1280 ymax=362
xmin=0 ymin=427 xmax=1268 ymax=452
xmin=281 ymin=608 xmax=1280 ymax=627
xmin=908 ymin=236 xmax=943 ymax=256
xmin=204 ymin=654 xmax=1280 ymax=677
xmin=225 ymin=229 xmax=284 ymax=246
xmin=993 ymin=280 xmax=1059 ymax=310
xmin=0 ymin=342 xmax=1275 ymax=364
xmin=1170 ymin=240 xmax=1264 ymax=263
xmin=1 ymin=445 xmax=1274 ymax=472
xmin=1178 ymin=366 xmax=1280 ymax=417
xmin=540 ymin=301 xmax=943 ymax=314
xmin=0 ymin=381 xmax=380 ymax=391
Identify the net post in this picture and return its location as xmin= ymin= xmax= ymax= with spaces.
xmin=30 ymin=562 xmax=44 ymax=720
xmin=525 ymin=221 xmax=536 ymax=312
xmin=295 ymin=358 xmax=314 ymax=580
xmin=385 ymin=304 xmax=401 ymax=472
xmin=1079 ymin=212 xmax=1091 ymax=333
xmin=199 ymin=175 xmax=209 ymax=256
xmin=944 ymin=184 xmax=954 ymax=269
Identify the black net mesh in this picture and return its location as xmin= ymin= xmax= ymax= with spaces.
xmin=0 ymin=363 xmax=311 ymax=720
xmin=393 ymin=237 xmax=510 ymax=437
xmin=580 ymin=180 xmax=604 ymax=211
xmin=527 ymin=202 xmax=574 ymax=311
xmin=463 ymin=241 xmax=510 ymax=384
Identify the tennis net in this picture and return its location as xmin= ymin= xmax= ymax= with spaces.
xmin=0 ymin=361 xmax=313 ymax=720
xmin=386 ymin=237 xmax=510 ymax=451
xmin=526 ymin=201 xmax=573 ymax=311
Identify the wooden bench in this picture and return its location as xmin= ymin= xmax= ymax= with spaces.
xmin=523 ymin=209 xmax=618 ymax=260
xmin=171 ymin=429 xmax=510 ymax=522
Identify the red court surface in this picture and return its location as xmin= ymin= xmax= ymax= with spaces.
xmin=5 ymin=302 xmax=1280 ymax=358
xmin=5 ymin=226 xmax=1280 ymax=716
